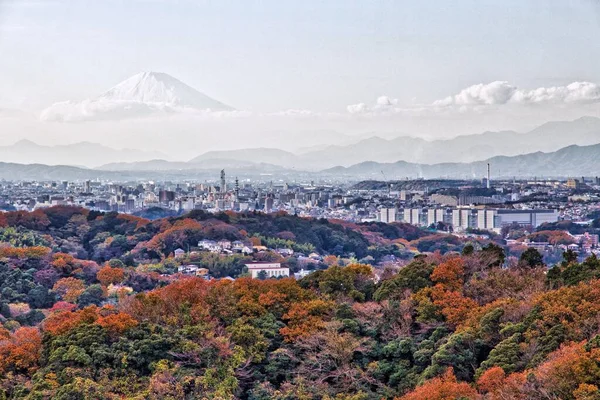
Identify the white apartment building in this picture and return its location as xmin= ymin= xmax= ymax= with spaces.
xmin=427 ymin=208 xmax=446 ymax=226
xmin=245 ymin=262 xmax=290 ymax=279
xmin=379 ymin=207 xmax=397 ymax=223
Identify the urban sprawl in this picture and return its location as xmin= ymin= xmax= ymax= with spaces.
xmin=3 ymin=170 xmax=600 ymax=262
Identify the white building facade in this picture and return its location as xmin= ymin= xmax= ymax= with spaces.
xmin=245 ymin=263 xmax=290 ymax=279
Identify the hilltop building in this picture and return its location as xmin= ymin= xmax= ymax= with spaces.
xmin=245 ymin=262 xmax=290 ymax=279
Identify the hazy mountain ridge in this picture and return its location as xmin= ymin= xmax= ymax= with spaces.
xmin=178 ymin=116 xmax=600 ymax=170
xmin=300 ymin=116 xmax=600 ymax=168
xmin=324 ymin=143 xmax=600 ymax=179
xmin=99 ymin=158 xmax=280 ymax=171
xmin=189 ymin=148 xmax=297 ymax=166
xmin=0 ymin=140 xmax=168 ymax=168
xmin=1 ymin=142 xmax=600 ymax=180
xmin=3 ymin=116 xmax=600 ymax=172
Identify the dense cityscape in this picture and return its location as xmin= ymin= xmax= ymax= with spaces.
xmin=3 ymin=169 xmax=600 ymax=262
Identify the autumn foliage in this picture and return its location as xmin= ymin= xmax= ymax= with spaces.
xmin=0 ymin=327 xmax=42 ymax=375
xmin=96 ymin=265 xmax=125 ymax=286
xmin=396 ymin=369 xmax=478 ymax=400
xmin=2 ymin=207 xmax=600 ymax=399
xmin=52 ymin=277 xmax=86 ymax=303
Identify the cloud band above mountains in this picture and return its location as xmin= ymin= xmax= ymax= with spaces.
xmin=39 ymin=100 xmax=243 ymax=122
xmin=39 ymin=73 xmax=600 ymax=122
xmin=436 ymin=81 xmax=600 ymax=106
xmin=347 ymin=81 xmax=600 ymax=115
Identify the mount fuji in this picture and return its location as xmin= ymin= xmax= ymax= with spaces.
xmin=40 ymin=72 xmax=233 ymax=122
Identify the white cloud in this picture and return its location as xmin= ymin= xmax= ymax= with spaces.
xmin=347 ymin=103 xmax=368 ymax=114
xmin=347 ymin=95 xmax=400 ymax=114
xmin=40 ymin=100 xmax=180 ymax=122
xmin=348 ymin=81 xmax=600 ymax=115
xmin=435 ymin=81 xmax=600 ymax=107
xmin=433 ymin=81 xmax=517 ymax=106
xmin=39 ymin=99 xmax=322 ymax=122
xmin=376 ymin=96 xmax=398 ymax=106
xmin=37 ymin=75 xmax=600 ymax=123
xmin=269 ymin=109 xmax=319 ymax=117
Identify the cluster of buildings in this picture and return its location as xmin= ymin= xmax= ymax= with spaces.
xmin=196 ymin=239 xmax=253 ymax=255
xmin=170 ymin=237 xmax=324 ymax=281
xmin=174 ymin=261 xmax=300 ymax=280
xmin=505 ymin=232 xmax=600 ymax=256
xmin=0 ymin=171 xmax=351 ymax=216
xmin=2 ymin=172 xmax=600 ymax=238
xmin=381 ymin=207 xmax=559 ymax=232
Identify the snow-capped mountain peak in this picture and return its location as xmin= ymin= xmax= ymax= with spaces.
xmin=40 ymin=71 xmax=233 ymax=122
xmin=99 ymin=71 xmax=232 ymax=110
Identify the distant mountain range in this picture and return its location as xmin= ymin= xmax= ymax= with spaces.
xmin=2 ymin=141 xmax=600 ymax=181
xmin=0 ymin=140 xmax=167 ymax=168
xmin=4 ymin=116 xmax=600 ymax=175
xmin=229 ymin=116 xmax=600 ymax=169
xmin=323 ymin=143 xmax=600 ymax=179
xmin=0 ymin=161 xmax=302 ymax=181
xmin=40 ymin=71 xmax=233 ymax=122
xmin=188 ymin=148 xmax=296 ymax=167
xmin=89 ymin=116 xmax=600 ymax=171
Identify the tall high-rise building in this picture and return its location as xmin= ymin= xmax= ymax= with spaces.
xmin=427 ymin=208 xmax=446 ymax=226
xmin=220 ymin=169 xmax=226 ymax=193
xmin=125 ymin=198 xmax=136 ymax=212
xmin=379 ymin=208 xmax=397 ymax=223
xmin=264 ymin=195 xmax=274 ymax=212
xmin=159 ymin=190 xmax=175 ymax=204
xmin=477 ymin=209 xmax=497 ymax=230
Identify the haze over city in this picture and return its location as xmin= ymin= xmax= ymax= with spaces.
xmin=2 ymin=0 xmax=600 ymax=161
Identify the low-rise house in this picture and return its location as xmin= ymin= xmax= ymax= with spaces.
xmin=297 ymin=256 xmax=319 ymax=267
xmin=241 ymin=246 xmax=253 ymax=255
xmin=567 ymin=243 xmax=580 ymax=251
xmin=276 ymin=248 xmax=294 ymax=257
xmin=232 ymin=241 xmax=245 ymax=251
xmin=174 ymin=248 xmax=186 ymax=258
xmin=294 ymin=269 xmax=314 ymax=280
xmin=198 ymin=239 xmax=221 ymax=253
xmin=199 ymin=239 xmax=217 ymax=250
xmin=178 ymin=265 xmax=199 ymax=275
xmin=218 ymin=240 xmax=232 ymax=249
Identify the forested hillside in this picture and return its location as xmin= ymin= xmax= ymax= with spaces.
xmin=0 ymin=207 xmax=598 ymax=399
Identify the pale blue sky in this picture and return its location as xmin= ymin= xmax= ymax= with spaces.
xmin=2 ymin=0 xmax=600 ymax=112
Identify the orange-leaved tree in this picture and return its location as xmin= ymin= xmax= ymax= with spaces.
xmin=96 ymin=265 xmax=126 ymax=286
xmin=396 ymin=368 xmax=478 ymax=400
xmin=280 ymin=299 xmax=335 ymax=342
xmin=0 ymin=327 xmax=42 ymax=375
xmin=52 ymin=277 xmax=86 ymax=303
